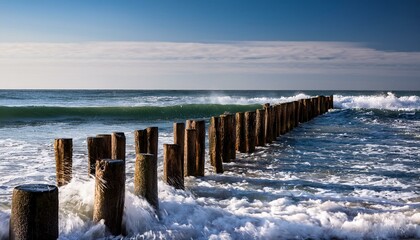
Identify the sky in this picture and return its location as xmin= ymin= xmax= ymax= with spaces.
xmin=0 ymin=0 xmax=419 ymax=90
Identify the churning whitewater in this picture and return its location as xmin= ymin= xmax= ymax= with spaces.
xmin=0 ymin=90 xmax=419 ymax=239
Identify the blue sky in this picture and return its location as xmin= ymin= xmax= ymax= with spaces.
xmin=0 ymin=0 xmax=419 ymax=90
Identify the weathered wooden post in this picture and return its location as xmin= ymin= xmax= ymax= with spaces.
xmin=229 ymin=115 xmax=236 ymax=160
xmin=270 ymin=106 xmax=276 ymax=141
xmin=54 ymin=138 xmax=72 ymax=186
xmin=271 ymin=105 xmax=277 ymax=141
xmin=245 ymin=111 xmax=256 ymax=153
xmin=184 ymin=129 xmax=197 ymax=177
xmin=276 ymin=105 xmax=281 ymax=137
xmin=319 ymin=96 xmax=325 ymax=114
xmin=307 ymin=98 xmax=313 ymax=121
xmin=286 ymin=102 xmax=292 ymax=132
xmin=134 ymin=129 xmax=147 ymax=154
xmin=134 ymin=153 xmax=158 ymax=210
xmin=173 ymin=122 xmax=185 ymax=176
xmin=163 ymin=144 xmax=183 ymax=189
xmin=303 ymin=98 xmax=310 ymax=122
xmin=330 ymin=95 xmax=334 ymax=109
xmin=93 ymin=159 xmax=125 ymax=236
xmin=299 ymin=99 xmax=305 ymax=123
xmin=263 ymin=103 xmax=272 ymax=143
xmin=255 ymin=109 xmax=266 ymax=146
xmin=312 ymin=97 xmax=317 ymax=117
xmin=209 ymin=116 xmax=223 ymax=173
xmin=220 ymin=115 xmax=231 ymax=163
xmin=193 ymin=120 xmax=206 ymax=176
xmin=87 ymin=136 xmax=105 ymax=176
xmin=280 ymin=103 xmax=286 ymax=134
xmin=236 ymin=112 xmax=246 ymax=153
xmin=294 ymin=101 xmax=300 ymax=127
xmin=9 ymin=184 xmax=59 ymax=240
xmin=96 ymin=134 xmax=112 ymax=158
xmin=315 ymin=97 xmax=321 ymax=116
xmin=112 ymin=132 xmax=126 ymax=161
xmin=147 ymin=127 xmax=158 ymax=163
xmin=289 ymin=102 xmax=295 ymax=131
xmin=186 ymin=120 xmax=206 ymax=176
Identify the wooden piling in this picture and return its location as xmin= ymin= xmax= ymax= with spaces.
xmin=272 ymin=106 xmax=278 ymax=139
xmin=134 ymin=129 xmax=147 ymax=154
xmin=330 ymin=95 xmax=334 ymax=109
xmin=286 ymin=103 xmax=292 ymax=132
xmin=112 ymin=132 xmax=126 ymax=161
xmin=9 ymin=184 xmax=58 ymax=240
xmin=236 ymin=112 xmax=246 ymax=153
xmin=245 ymin=111 xmax=256 ymax=153
xmin=315 ymin=97 xmax=321 ymax=117
xmin=93 ymin=159 xmax=125 ymax=236
xmin=276 ymin=105 xmax=281 ymax=137
xmin=146 ymin=127 xmax=158 ymax=163
xmin=303 ymin=99 xmax=310 ymax=122
xmin=163 ymin=144 xmax=183 ymax=189
xmin=307 ymin=98 xmax=314 ymax=121
xmin=289 ymin=102 xmax=295 ymax=131
xmin=270 ymin=106 xmax=276 ymax=141
xmin=54 ymin=138 xmax=72 ymax=186
xmin=229 ymin=115 xmax=236 ymax=160
xmin=255 ymin=109 xmax=266 ymax=146
xmin=184 ymin=129 xmax=197 ymax=177
xmin=173 ymin=123 xmax=185 ymax=176
xmin=264 ymin=104 xmax=272 ymax=144
xmin=294 ymin=101 xmax=300 ymax=127
xmin=192 ymin=120 xmax=206 ymax=176
xmin=209 ymin=116 xmax=223 ymax=173
xmin=220 ymin=115 xmax=231 ymax=163
xmin=87 ymin=136 xmax=105 ymax=176
xmin=96 ymin=134 xmax=112 ymax=158
xmin=280 ymin=103 xmax=286 ymax=134
xmin=134 ymin=153 xmax=158 ymax=210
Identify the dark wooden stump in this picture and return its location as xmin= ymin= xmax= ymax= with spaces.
xmin=235 ymin=112 xmax=246 ymax=153
xmin=255 ymin=109 xmax=266 ymax=146
xmin=96 ymin=134 xmax=112 ymax=158
xmin=54 ymin=138 xmax=72 ymax=186
xmin=93 ymin=159 xmax=125 ymax=236
xmin=245 ymin=111 xmax=256 ymax=153
xmin=209 ymin=116 xmax=223 ymax=174
xmin=112 ymin=132 xmax=126 ymax=161
xmin=173 ymin=122 xmax=185 ymax=174
xmin=184 ymin=129 xmax=197 ymax=177
xmin=134 ymin=129 xmax=147 ymax=154
xmin=9 ymin=184 xmax=58 ymax=240
xmin=163 ymin=144 xmax=183 ymax=189
xmin=87 ymin=136 xmax=105 ymax=176
xmin=134 ymin=153 xmax=158 ymax=210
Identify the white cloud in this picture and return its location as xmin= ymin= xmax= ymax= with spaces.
xmin=0 ymin=41 xmax=419 ymax=89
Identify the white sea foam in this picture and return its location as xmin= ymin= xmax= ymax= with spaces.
xmin=334 ymin=92 xmax=420 ymax=111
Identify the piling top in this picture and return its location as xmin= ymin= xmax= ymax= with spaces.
xmin=15 ymin=184 xmax=57 ymax=193
xmin=54 ymin=138 xmax=72 ymax=141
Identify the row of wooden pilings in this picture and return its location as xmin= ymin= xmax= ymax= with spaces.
xmin=8 ymin=95 xmax=333 ymax=239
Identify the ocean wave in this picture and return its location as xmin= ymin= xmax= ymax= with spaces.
xmin=0 ymin=104 xmax=262 ymax=122
xmin=334 ymin=92 xmax=420 ymax=111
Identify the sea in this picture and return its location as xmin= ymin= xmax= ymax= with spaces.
xmin=0 ymin=90 xmax=419 ymax=240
